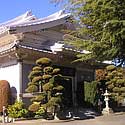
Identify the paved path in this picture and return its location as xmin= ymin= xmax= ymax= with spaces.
xmin=1 ymin=113 xmax=125 ymax=125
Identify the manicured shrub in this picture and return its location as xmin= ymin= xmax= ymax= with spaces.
xmin=36 ymin=57 xmax=52 ymax=66
xmin=0 ymin=80 xmax=11 ymax=112
xmin=32 ymin=66 xmax=42 ymax=71
xmin=121 ymin=93 xmax=125 ymax=97
xmin=35 ymin=106 xmax=45 ymax=117
xmin=28 ymin=70 xmax=42 ymax=80
xmin=25 ymin=85 xmax=38 ymax=93
xmin=25 ymin=57 xmax=64 ymax=119
xmin=120 ymin=87 xmax=125 ymax=92
xmin=84 ymin=81 xmax=98 ymax=107
xmin=53 ymin=85 xmax=64 ymax=91
xmin=32 ymin=76 xmax=42 ymax=83
xmin=28 ymin=103 xmax=40 ymax=112
xmin=7 ymin=101 xmax=28 ymax=118
xmin=34 ymin=95 xmax=45 ymax=102
xmin=116 ymin=79 xmax=124 ymax=85
xmin=106 ymin=65 xmax=116 ymax=71
xmin=43 ymin=67 xmax=53 ymax=74
xmin=42 ymin=83 xmax=53 ymax=91
xmin=113 ymin=87 xmax=120 ymax=92
xmin=47 ymin=97 xmax=61 ymax=107
xmin=107 ymin=84 xmax=114 ymax=89
xmin=42 ymin=75 xmax=52 ymax=80
xmin=27 ymin=82 xmax=38 ymax=86
xmin=52 ymin=68 xmax=60 ymax=74
xmin=104 ymin=65 xmax=125 ymax=105
xmin=96 ymin=65 xmax=125 ymax=106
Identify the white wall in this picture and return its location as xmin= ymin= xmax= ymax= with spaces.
xmin=0 ymin=64 xmax=20 ymax=99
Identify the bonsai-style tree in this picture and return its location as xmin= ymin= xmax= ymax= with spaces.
xmin=25 ymin=57 xmax=64 ymax=118
xmin=96 ymin=65 xmax=125 ymax=107
xmin=104 ymin=65 xmax=125 ymax=106
xmin=0 ymin=80 xmax=11 ymax=113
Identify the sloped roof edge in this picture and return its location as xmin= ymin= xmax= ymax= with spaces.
xmin=0 ymin=10 xmax=71 ymax=35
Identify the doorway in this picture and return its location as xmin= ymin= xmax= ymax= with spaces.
xmin=76 ymin=82 xmax=84 ymax=106
xmin=62 ymin=77 xmax=73 ymax=108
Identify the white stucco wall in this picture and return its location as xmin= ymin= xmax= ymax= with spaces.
xmin=0 ymin=63 xmax=20 ymax=99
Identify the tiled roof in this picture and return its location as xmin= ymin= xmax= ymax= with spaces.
xmin=0 ymin=10 xmax=70 ymax=35
xmin=0 ymin=10 xmax=89 ymax=56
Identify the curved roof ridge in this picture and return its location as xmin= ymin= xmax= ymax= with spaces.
xmin=0 ymin=10 xmax=36 ymax=27
xmin=10 ymin=10 xmax=70 ymax=27
xmin=0 ymin=10 xmax=71 ymax=35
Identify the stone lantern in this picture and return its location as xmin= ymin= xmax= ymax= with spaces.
xmin=102 ymin=89 xmax=113 ymax=115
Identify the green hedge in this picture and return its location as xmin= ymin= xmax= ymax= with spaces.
xmin=84 ymin=81 xmax=98 ymax=107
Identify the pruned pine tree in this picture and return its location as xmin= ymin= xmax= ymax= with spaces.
xmin=25 ymin=57 xmax=64 ymax=118
xmin=104 ymin=65 xmax=125 ymax=105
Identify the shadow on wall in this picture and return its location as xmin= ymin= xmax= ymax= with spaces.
xmin=10 ymin=86 xmax=17 ymax=104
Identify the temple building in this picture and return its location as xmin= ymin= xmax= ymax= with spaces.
xmin=0 ymin=10 xmax=95 ymax=107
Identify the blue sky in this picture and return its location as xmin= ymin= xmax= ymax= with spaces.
xmin=0 ymin=0 xmax=62 ymax=23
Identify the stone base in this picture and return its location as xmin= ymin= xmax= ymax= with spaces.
xmin=102 ymin=108 xmax=113 ymax=115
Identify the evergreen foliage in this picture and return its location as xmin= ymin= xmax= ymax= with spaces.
xmin=25 ymin=57 xmax=64 ymax=118
xmin=84 ymin=81 xmax=98 ymax=107
xmin=96 ymin=65 xmax=125 ymax=106
xmin=53 ymin=0 xmax=125 ymax=65
xmin=35 ymin=106 xmax=45 ymax=117
xmin=7 ymin=101 xmax=28 ymax=118
xmin=105 ymin=65 xmax=125 ymax=105
xmin=28 ymin=103 xmax=40 ymax=112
